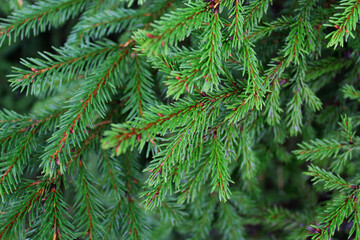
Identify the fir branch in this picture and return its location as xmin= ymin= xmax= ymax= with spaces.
xmin=227 ymin=0 xmax=244 ymax=49
xmin=133 ymin=2 xmax=207 ymax=55
xmin=243 ymin=0 xmax=272 ymax=31
xmin=41 ymin=43 xmax=132 ymax=176
xmin=74 ymin=159 xmax=105 ymax=239
xmin=102 ymin=86 xmax=241 ymax=155
xmin=0 ymin=0 xmax=359 ymax=238
xmin=0 ymin=109 xmax=64 ymax=150
xmin=0 ymin=0 xmax=90 ymax=45
xmin=67 ymin=8 xmax=147 ymax=46
xmin=311 ymin=190 xmax=359 ymax=240
xmin=30 ymin=184 xmax=76 ymax=240
xmin=0 ymin=183 xmax=45 ymax=238
xmin=10 ymin=40 xmax=122 ymax=95
xmin=248 ymin=16 xmax=293 ymax=42
xmin=158 ymin=199 xmax=187 ymax=226
xmin=294 ymin=138 xmax=357 ymax=162
xmin=197 ymin=12 xmax=224 ymax=92
xmin=349 ymin=197 xmax=360 ymax=240
xmin=325 ymin=0 xmax=360 ymax=48
xmin=104 ymin=201 xmax=122 ymax=240
xmin=122 ymin=54 xmax=156 ymax=119
xmin=238 ymin=130 xmax=257 ymax=179
xmin=209 ymin=131 xmax=232 ymax=201
xmin=0 ymin=129 xmax=38 ymax=195
xmin=286 ymin=86 xmax=303 ymax=136
xmin=189 ymin=194 xmax=217 ymax=240
xmin=120 ymin=153 xmax=149 ymax=240
xmin=216 ymin=201 xmax=245 ymax=240
xmin=342 ymin=84 xmax=360 ymax=101
xmin=305 ymin=164 xmax=356 ymax=191
xmin=305 ymin=58 xmax=352 ymax=81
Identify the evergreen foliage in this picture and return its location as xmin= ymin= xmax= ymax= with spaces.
xmin=0 ymin=0 xmax=359 ymax=239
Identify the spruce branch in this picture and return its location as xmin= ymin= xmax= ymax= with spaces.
xmin=189 ymin=194 xmax=217 ymax=240
xmin=121 ymin=153 xmax=149 ymax=239
xmin=349 ymin=197 xmax=360 ymax=240
xmin=325 ymin=0 xmax=360 ymax=48
xmin=157 ymin=199 xmax=187 ymax=226
xmin=294 ymin=138 xmax=357 ymax=161
xmin=10 ymin=40 xmax=122 ymax=95
xmin=311 ymin=190 xmax=359 ymax=240
xmin=74 ymin=159 xmax=105 ymax=239
xmin=122 ymin=54 xmax=156 ymax=119
xmin=66 ymin=118 xmax=112 ymax=172
xmin=67 ymin=8 xmax=142 ymax=46
xmin=227 ymin=0 xmax=244 ymax=49
xmin=0 ymin=0 xmax=90 ymax=46
xmin=286 ymin=88 xmax=303 ymax=136
xmin=294 ymin=114 xmax=359 ymax=170
xmin=103 ymin=201 xmax=122 ymax=239
xmin=243 ymin=0 xmax=272 ymax=31
xmin=238 ymin=130 xmax=257 ymax=179
xmin=216 ymin=202 xmax=245 ymax=240
xmin=102 ymin=86 xmax=241 ymax=155
xmin=98 ymin=151 xmax=125 ymax=199
xmin=339 ymin=115 xmax=356 ymax=144
xmin=0 ymin=182 xmax=45 ymax=238
xmin=29 ymin=184 xmax=76 ymax=240
xmin=133 ymin=2 xmax=207 ymax=55
xmin=241 ymin=37 xmax=266 ymax=96
xmin=0 ymin=0 xmax=359 ymax=238
xmin=103 ymin=152 xmax=150 ymax=240
xmin=0 ymin=129 xmax=38 ymax=195
xmin=305 ymin=58 xmax=352 ymax=81
xmin=248 ymin=16 xmax=293 ymax=42
xmin=255 ymin=205 xmax=314 ymax=239
xmin=305 ymin=164 xmax=356 ymax=192
xmin=342 ymin=84 xmax=360 ymax=101
xmin=281 ymin=0 xmax=318 ymax=66
xmin=41 ymin=43 xmax=132 ymax=176
xmin=0 ymin=109 xmax=64 ymax=151
xmin=196 ymin=12 xmax=224 ymax=92
xmin=209 ymin=131 xmax=232 ymax=201
xmin=264 ymin=79 xmax=282 ymax=126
